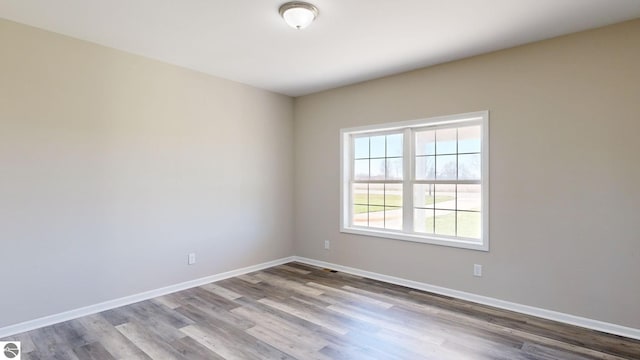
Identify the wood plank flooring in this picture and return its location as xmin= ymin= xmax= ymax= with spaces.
xmin=3 ymin=262 xmax=640 ymax=359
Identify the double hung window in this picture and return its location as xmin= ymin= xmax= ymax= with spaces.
xmin=340 ymin=111 xmax=489 ymax=251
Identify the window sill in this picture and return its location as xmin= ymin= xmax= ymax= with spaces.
xmin=340 ymin=226 xmax=489 ymax=251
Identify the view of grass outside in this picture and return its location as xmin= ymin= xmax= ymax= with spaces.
xmin=418 ymin=210 xmax=481 ymax=239
xmin=352 ymin=189 xmax=481 ymax=239
xmin=353 ymin=194 xmax=453 ymax=214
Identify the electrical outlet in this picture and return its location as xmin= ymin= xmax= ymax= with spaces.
xmin=324 ymin=240 xmax=330 ymax=250
xmin=188 ymin=253 xmax=196 ymax=265
xmin=473 ymin=264 xmax=482 ymax=277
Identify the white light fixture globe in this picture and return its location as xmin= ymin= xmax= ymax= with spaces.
xmin=279 ymin=2 xmax=318 ymax=30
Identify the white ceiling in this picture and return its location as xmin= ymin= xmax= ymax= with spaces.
xmin=1 ymin=0 xmax=639 ymax=96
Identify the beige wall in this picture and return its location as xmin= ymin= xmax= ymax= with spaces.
xmin=294 ymin=20 xmax=640 ymax=328
xmin=0 ymin=19 xmax=294 ymax=328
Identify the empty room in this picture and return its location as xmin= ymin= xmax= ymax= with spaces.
xmin=1 ymin=1 xmax=639 ymax=359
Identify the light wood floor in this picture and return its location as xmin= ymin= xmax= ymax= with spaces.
xmin=3 ymin=262 xmax=640 ymax=359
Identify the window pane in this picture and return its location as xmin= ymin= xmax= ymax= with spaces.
xmin=414 ymin=184 xmax=435 ymax=209
xmin=458 ymin=184 xmax=481 ymax=211
xmin=370 ymin=159 xmax=385 ymax=180
xmin=369 ymin=206 xmax=385 ymax=228
xmin=434 ymin=209 xmax=456 ymax=236
xmin=457 ymin=211 xmax=481 ymax=239
xmin=369 ymin=183 xmax=384 ymax=206
xmin=386 ymin=158 xmax=403 ymax=180
xmin=415 ymin=156 xmax=435 ymax=180
xmin=435 ymin=155 xmax=457 ymax=180
xmin=458 ymin=125 xmax=481 ymax=153
xmin=416 ymin=130 xmax=435 ymax=156
xmin=458 ymin=153 xmax=481 ymax=180
xmin=370 ymin=136 xmax=385 ymax=158
xmin=385 ymin=207 xmax=402 ymax=230
xmin=354 ymin=159 xmax=369 ymax=180
xmin=436 ymin=128 xmax=457 ymax=155
xmin=386 ymin=133 xmax=403 ymax=157
xmin=414 ymin=208 xmax=434 ymax=234
xmin=352 ymin=204 xmax=368 ymax=227
xmin=385 ymin=184 xmax=403 ymax=207
xmin=352 ymin=183 xmax=405 ymax=231
xmin=352 ymin=183 xmax=369 ymax=203
xmin=434 ymin=184 xmax=456 ymax=210
xmin=352 ymin=183 xmax=369 ymax=227
xmin=354 ymin=137 xmax=369 ymax=159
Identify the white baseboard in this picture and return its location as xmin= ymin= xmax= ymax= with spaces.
xmin=0 ymin=256 xmax=295 ymax=339
xmin=3 ymin=255 xmax=638 ymax=341
xmin=292 ymin=256 xmax=640 ymax=341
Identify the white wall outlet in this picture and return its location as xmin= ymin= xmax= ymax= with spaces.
xmin=324 ymin=240 xmax=330 ymax=250
xmin=473 ymin=264 xmax=482 ymax=277
xmin=188 ymin=252 xmax=196 ymax=265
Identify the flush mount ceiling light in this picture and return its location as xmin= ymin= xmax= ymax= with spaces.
xmin=279 ymin=2 xmax=318 ymax=30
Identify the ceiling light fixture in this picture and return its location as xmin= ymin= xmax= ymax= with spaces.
xmin=279 ymin=2 xmax=318 ymax=30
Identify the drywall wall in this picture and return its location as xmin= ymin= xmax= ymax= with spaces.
xmin=294 ymin=19 xmax=640 ymax=328
xmin=0 ymin=19 xmax=294 ymax=328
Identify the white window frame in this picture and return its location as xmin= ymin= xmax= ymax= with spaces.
xmin=340 ymin=111 xmax=489 ymax=251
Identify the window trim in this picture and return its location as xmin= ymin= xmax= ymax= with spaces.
xmin=340 ymin=111 xmax=489 ymax=251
